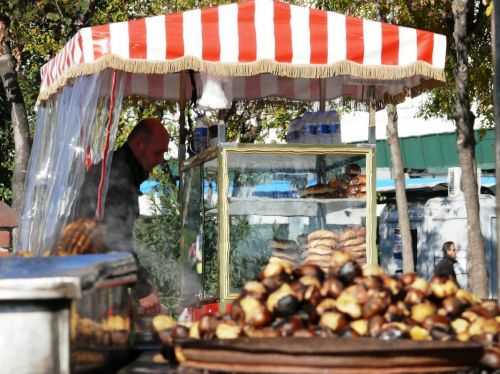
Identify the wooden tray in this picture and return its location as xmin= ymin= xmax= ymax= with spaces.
xmin=174 ymin=337 xmax=483 ymax=373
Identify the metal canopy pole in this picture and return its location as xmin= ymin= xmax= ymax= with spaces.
xmin=178 ymin=71 xmax=187 ymax=204
xmin=494 ymin=1 xmax=500 ymax=301
xmin=368 ymin=86 xmax=376 ymax=144
xmin=319 ymin=79 xmax=326 ymax=112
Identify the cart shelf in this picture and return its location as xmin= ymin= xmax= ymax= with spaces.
xmin=224 ymin=197 xmax=366 ymax=217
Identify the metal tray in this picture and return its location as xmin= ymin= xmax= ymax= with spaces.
xmin=174 ymin=337 xmax=484 ymax=374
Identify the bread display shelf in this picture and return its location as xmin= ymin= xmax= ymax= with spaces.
xmin=174 ymin=337 xmax=483 ymax=373
xmin=222 ymin=197 xmax=366 ymax=217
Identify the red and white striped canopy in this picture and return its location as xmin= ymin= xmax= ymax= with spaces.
xmin=38 ymin=0 xmax=446 ymax=104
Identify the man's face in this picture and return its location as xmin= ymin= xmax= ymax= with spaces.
xmin=139 ymin=134 xmax=169 ymax=173
xmin=446 ymin=244 xmax=457 ymax=259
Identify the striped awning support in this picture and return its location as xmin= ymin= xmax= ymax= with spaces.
xmin=38 ymin=0 xmax=447 ymax=103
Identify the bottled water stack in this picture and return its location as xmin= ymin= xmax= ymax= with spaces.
xmin=286 ymin=110 xmax=341 ymax=145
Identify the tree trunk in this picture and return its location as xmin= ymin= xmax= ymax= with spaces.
xmin=493 ymin=1 xmax=500 ymax=301
xmin=452 ymin=0 xmax=488 ymax=297
xmin=0 ymin=22 xmax=31 ymax=249
xmin=386 ymin=103 xmax=414 ymax=273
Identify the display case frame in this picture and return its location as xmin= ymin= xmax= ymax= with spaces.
xmin=181 ymin=143 xmax=376 ymax=307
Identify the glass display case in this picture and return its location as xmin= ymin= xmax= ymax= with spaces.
xmin=180 ymin=144 xmax=376 ymax=306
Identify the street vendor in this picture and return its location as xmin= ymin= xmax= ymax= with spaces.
xmin=71 ymin=117 xmax=170 ymax=315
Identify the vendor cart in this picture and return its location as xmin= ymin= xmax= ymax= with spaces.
xmin=180 ymin=143 xmax=376 ymax=308
xmin=12 ymin=0 xmax=447 ymax=371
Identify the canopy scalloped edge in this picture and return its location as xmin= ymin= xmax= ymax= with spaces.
xmin=37 ymin=55 xmax=445 ymax=103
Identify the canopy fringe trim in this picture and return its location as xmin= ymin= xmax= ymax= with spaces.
xmin=37 ymin=55 xmax=446 ymax=103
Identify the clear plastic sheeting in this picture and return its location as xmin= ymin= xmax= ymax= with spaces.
xmin=19 ymin=70 xmax=125 ymax=255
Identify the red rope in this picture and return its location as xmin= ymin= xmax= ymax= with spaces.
xmin=96 ymin=71 xmax=118 ymax=220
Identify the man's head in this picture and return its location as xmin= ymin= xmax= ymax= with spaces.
xmin=442 ymin=241 xmax=457 ymax=259
xmin=127 ymin=118 xmax=169 ymax=173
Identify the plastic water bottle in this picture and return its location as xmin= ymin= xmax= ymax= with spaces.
xmin=208 ymin=121 xmax=218 ymax=147
xmin=287 ymin=118 xmax=298 ymax=143
xmin=328 ymin=110 xmax=341 ymax=144
xmin=303 ymin=112 xmax=318 ymax=144
xmin=317 ymin=111 xmax=330 ymax=145
xmin=217 ymin=119 xmax=226 ymax=144
xmin=295 ymin=116 xmax=305 ymax=143
xmin=193 ymin=116 xmax=208 ymax=153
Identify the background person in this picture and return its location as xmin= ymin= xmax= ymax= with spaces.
xmin=433 ymin=241 xmax=459 ymax=285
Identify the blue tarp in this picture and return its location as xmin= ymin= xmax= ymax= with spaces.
xmin=140 ymin=176 xmax=496 ymax=195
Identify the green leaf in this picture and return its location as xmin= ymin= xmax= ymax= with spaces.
xmin=79 ymin=0 xmax=90 ymax=14
xmin=46 ymin=12 xmax=60 ymax=21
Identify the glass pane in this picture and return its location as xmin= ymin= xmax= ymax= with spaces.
xmin=180 ymin=165 xmax=203 ymax=301
xmin=226 ymin=151 xmax=368 ymax=294
xmin=202 ymin=158 xmax=218 ymax=298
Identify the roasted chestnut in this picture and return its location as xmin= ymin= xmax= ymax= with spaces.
xmin=303 ymin=285 xmax=322 ymax=306
xmin=455 ymin=289 xmax=476 ymax=305
xmin=215 ymin=322 xmax=242 ymax=339
xmin=294 ymin=264 xmax=325 ymax=282
xmin=289 ymin=280 xmax=307 ymax=302
xmin=329 ymin=250 xmax=352 ymax=270
xmin=320 ymin=276 xmax=344 ymax=298
xmin=198 ymin=315 xmax=219 ymax=339
xmin=451 ymin=318 xmax=470 ymax=335
xmin=400 ymin=272 xmax=417 ymax=287
xmin=293 ymin=329 xmax=315 ymax=337
xmin=422 ymin=315 xmax=450 ymax=332
xmin=243 ymin=326 xmax=279 ymax=338
xmin=368 ymin=315 xmax=385 ymax=337
xmin=267 ymin=283 xmax=299 ymax=317
xmin=261 ymin=273 xmax=288 ymax=292
xmin=278 ymin=316 xmax=303 ymax=337
xmin=384 ymin=304 xmax=406 ymax=323
xmin=243 ymin=281 xmax=267 ymax=300
xmin=409 ymin=326 xmax=431 ymax=341
xmin=316 ymin=298 xmax=337 ymax=316
xmin=350 ymin=319 xmax=368 ymax=336
xmin=442 ymin=297 xmax=467 ymax=318
xmin=407 ymin=277 xmax=430 ymax=295
xmin=299 ymin=275 xmax=322 ymax=289
xmin=336 ymin=290 xmax=362 ymax=319
xmin=469 ymin=304 xmax=497 ymax=319
xmin=240 ymin=296 xmax=272 ymax=328
xmin=362 ymin=264 xmax=385 ymax=277
xmin=479 ymin=300 xmax=499 ymax=318
xmin=189 ymin=322 xmax=200 ymax=339
xmin=171 ymin=325 xmax=189 ymax=339
xmin=462 ymin=310 xmax=480 ymax=323
xmin=319 ymin=312 xmax=348 ymax=333
xmin=344 ymin=284 xmax=369 ymax=305
xmin=152 ymin=315 xmax=177 ymax=332
xmin=429 ymin=276 xmax=458 ymax=299
xmin=468 ymin=317 xmax=487 ymax=336
xmin=355 ymin=275 xmax=383 ymax=291
xmin=381 ymin=275 xmax=403 ymax=299
xmin=377 ymin=323 xmax=408 ymax=340
xmin=337 ymin=261 xmax=362 ymax=285
xmin=411 ymin=302 xmax=436 ymax=323
xmin=404 ymin=289 xmax=426 ymax=305
xmin=363 ymin=292 xmax=390 ymax=319
xmin=480 ymin=346 xmax=500 ymax=369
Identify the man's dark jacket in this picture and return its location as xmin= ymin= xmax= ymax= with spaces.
xmin=72 ymin=143 xmax=153 ymax=298
xmin=433 ymin=255 xmax=458 ymax=284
